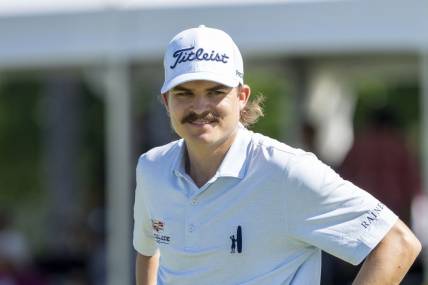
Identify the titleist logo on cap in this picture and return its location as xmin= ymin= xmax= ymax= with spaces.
xmin=170 ymin=46 xmax=230 ymax=69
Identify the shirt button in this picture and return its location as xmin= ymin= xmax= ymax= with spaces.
xmin=191 ymin=198 xmax=197 ymax=205
xmin=188 ymin=224 xmax=195 ymax=233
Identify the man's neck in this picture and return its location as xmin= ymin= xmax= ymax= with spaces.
xmin=185 ymin=131 xmax=238 ymax=188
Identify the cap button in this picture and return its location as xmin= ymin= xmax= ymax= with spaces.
xmin=198 ymin=24 xmax=206 ymax=28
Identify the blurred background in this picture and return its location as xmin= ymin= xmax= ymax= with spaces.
xmin=1 ymin=0 xmax=428 ymax=284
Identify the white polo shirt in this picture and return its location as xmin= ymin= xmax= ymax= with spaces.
xmin=133 ymin=125 xmax=398 ymax=285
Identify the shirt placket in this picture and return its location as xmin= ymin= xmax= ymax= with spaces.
xmin=181 ymin=175 xmax=216 ymax=250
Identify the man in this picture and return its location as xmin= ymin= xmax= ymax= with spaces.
xmin=133 ymin=25 xmax=421 ymax=285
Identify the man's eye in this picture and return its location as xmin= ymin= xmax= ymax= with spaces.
xmin=210 ymin=90 xmax=226 ymax=95
xmin=175 ymin=92 xmax=191 ymax=97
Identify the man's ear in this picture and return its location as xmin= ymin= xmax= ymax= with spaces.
xmin=161 ymin=93 xmax=169 ymax=113
xmin=238 ymin=84 xmax=251 ymax=110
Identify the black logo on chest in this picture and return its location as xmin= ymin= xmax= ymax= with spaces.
xmin=230 ymin=225 xmax=242 ymax=254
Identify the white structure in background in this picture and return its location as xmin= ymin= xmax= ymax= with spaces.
xmin=0 ymin=0 xmax=428 ymax=284
xmin=306 ymin=67 xmax=356 ymax=165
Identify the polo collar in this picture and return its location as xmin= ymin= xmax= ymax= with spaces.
xmin=172 ymin=124 xmax=250 ymax=180
xmin=172 ymin=140 xmax=187 ymax=178
xmin=216 ymin=125 xmax=249 ymax=179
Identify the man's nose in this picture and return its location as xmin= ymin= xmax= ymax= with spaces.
xmin=191 ymin=95 xmax=210 ymax=113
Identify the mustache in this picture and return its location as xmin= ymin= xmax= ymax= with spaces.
xmin=181 ymin=111 xmax=220 ymax=124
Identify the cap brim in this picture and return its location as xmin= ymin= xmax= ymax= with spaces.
xmin=161 ymin=72 xmax=240 ymax=94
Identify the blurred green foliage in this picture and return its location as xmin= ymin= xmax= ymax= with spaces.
xmin=79 ymin=82 xmax=105 ymax=203
xmin=244 ymin=65 xmax=292 ymax=140
xmin=0 ymin=77 xmax=105 ymax=208
xmin=0 ymin=75 xmax=105 ymax=251
xmin=354 ymin=81 xmax=420 ymax=153
xmin=0 ymin=77 xmax=44 ymax=208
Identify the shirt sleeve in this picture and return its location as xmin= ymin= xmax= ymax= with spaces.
xmin=284 ymin=152 xmax=398 ymax=265
xmin=133 ymin=157 xmax=158 ymax=256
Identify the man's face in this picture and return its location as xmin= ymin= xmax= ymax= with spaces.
xmin=162 ymin=80 xmax=250 ymax=148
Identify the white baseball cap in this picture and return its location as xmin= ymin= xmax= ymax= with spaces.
xmin=161 ymin=25 xmax=244 ymax=94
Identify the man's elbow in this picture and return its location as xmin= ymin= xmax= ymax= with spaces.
xmin=401 ymin=229 xmax=422 ymax=261
xmin=391 ymin=220 xmax=422 ymax=263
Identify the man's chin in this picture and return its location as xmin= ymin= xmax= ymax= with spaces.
xmin=184 ymin=130 xmax=220 ymax=146
xmin=179 ymin=123 xmax=226 ymax=145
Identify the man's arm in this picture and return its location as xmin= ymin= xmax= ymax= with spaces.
xmin=353 ymin=219 xmax=422 ymax=285
xmin=136 ymin=251 xmax=159 ymax=285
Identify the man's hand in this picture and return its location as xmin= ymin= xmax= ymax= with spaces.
xmin=353 ymin=219 xmax=421 ymax=285
xmin=136 ymin=251 xmax=160 ymax=285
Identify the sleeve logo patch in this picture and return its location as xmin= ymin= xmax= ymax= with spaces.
xmin=151 ymin=219 xmax=164 ymax=232
xmin=151 ymin=219 xmax=171 ymax=245
xmin=361 ymin=202 xmax=385 ymax=229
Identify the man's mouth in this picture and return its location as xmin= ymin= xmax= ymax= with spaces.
xmin=190 ymin=119 xmax=216 ymax=125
